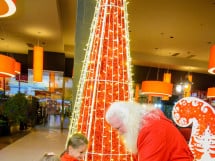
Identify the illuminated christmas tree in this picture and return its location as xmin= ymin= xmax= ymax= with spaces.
xmin=68 ymin=0 xmax=134 ymax=160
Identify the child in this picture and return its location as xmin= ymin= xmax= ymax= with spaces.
xmin=61 ymin=133 xmax=88 ymax=161
xmin=40 ymin=152 xmax=60 ymax=161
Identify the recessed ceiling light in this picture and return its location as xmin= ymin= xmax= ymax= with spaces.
xmin=172 ymin=53 xmax=180 ymax=56
xmin=41 ymin=42 xmax=46 ymax=45
xmin=26 ymin=43 xmax=34 ymax=48
xmin=186 ymin=55 xmax=195 ymax=59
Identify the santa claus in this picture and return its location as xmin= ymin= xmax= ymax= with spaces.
xmin=105 ymin=101 xmax=194 ymax=161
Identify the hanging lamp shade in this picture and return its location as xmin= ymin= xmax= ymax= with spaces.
xmin=142 ymin=80 xmax=173 ymax=97
xmin=0 ymin=54 xmax=15 ymax=77
xmin=163 ymin=73 xmax=171 ymax=83
xmin=162 ymin=73 xmax=172 ymax=100
xmin=49 ymin=71 xmax=55 ymax=92
xmin=15 ymin=61 xmax=21 ymax=74
xmin=33 ymin=46 xmax=43 ymax=82
xmin=183 ymin=74 xmax=193 ymax=97
xmin=187 ymin=74 xmax=192 ymax=82
xmin=134 ymin=84 xmax=140 ymax=102
xmin=208 ymin=45 xmax=215 ymax=74
xmin=207 ymin=87 xmax=215 ymax=98
xmin=0 ymin=0 xmax=16 ymax=17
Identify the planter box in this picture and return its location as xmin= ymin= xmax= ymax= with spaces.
xmin=0 ymin=123 xmax=10 ymax=136
xmin=10 ymin=124 xmax=20 ymax=134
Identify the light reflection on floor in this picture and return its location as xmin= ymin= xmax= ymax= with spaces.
xmin=48 ymin=115 xmax=70 ymax=128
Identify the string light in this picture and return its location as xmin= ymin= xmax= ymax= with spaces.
xmin=67 ymin=0 xmax=133 ymax=160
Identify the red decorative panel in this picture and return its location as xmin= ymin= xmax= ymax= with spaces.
xmin=173 ymin=97 xmax=215 ymax=160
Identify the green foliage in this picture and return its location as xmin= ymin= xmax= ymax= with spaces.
xmin=3 ymin=93 xmax=29 ymax=123
xmin=0 ymin=119 xmax=7 ymax=124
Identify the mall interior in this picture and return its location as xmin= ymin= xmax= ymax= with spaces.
xmin=0 ymin=0 xmax=215 ymax=161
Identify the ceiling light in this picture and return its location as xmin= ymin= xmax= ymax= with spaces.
xmin=207 ymin=87 xmax=215 ymax=98
xmin=186 ymin=55 xmax=195 ymax=59
xmin=208 ymin=45 xmax=215 ymax=74
xmin=172 ymin=53 xmax=180 ymax=56
xmin=162 ymin=72 xmax=172 ymax=100
xmin=175 ymin=74 xmax=193 ymax=97
xmin=33 ymin=46 xmax=43 ymax=82
xmin=0 ymin=54 xmax=15 ymax=77
xmin=49 ymin=71 xmax=55 ymax=93
xmin=141 ymin=81 xmax=173 ymax=97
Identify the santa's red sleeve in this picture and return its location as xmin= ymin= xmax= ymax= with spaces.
xmin=136 ymin=116 xmax=193 ymax=161
xmin=137 ymin=123 xmax=167 ymax=161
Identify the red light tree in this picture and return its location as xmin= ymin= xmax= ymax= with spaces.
xmin=68 ymin=0 xmax=134 ymax=160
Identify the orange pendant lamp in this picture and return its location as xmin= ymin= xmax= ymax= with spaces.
xmin=142 ymin=80 xmax=173 ymax=97
xmin=33 ymin=46 xmax=43 ymax=82
xmin=0 ymin=54 xmax=16 ymax=77
xmin=163 ymin=72 xmax=171 ymax=82
xmin=207 ymin=87 xmax=215 ymax=98
xmin=49 ymin=71 xmax=55 ymax=92
xmin=0 ymin=0 xmax=16 ymax=17
xmin=208 ymin=45 xmax=215 ymax=74
xmin=135 ymin=83 xmax=140 ymax=102
xmin=162 ymin=72 xmax=172 ymax=100
xmin=183 ymin=74 xmax=192 ymax=97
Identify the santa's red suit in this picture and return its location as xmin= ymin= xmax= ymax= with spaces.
xmin=133 ymin=110 xmax=194 ymax=161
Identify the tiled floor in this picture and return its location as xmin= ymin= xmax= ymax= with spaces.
xmin=0 ymin=129 xmax=31 ymax=150
xmin=0 ymin=126 xmax=68 ymax=161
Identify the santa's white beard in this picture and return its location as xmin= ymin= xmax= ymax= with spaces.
xmin=121 ymin=108 xmax=161 ymax=154
xmin=121 ymin=122 xmax=139 ymax=154
xmin=122 ymin=130 xmax=138 ymax=154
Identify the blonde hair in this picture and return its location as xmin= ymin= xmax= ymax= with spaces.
xmin=67 ymin=133 xmax=88 ymax=149
xmin=40 ymin=152 xmax=60 ymax=161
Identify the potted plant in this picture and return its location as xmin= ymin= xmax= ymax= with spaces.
xmin=3 ymin=93 xmax=29 ymax=132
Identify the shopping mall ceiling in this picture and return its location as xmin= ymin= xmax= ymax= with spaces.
xmin=0 ymin=0 xmax=215 ymax=74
